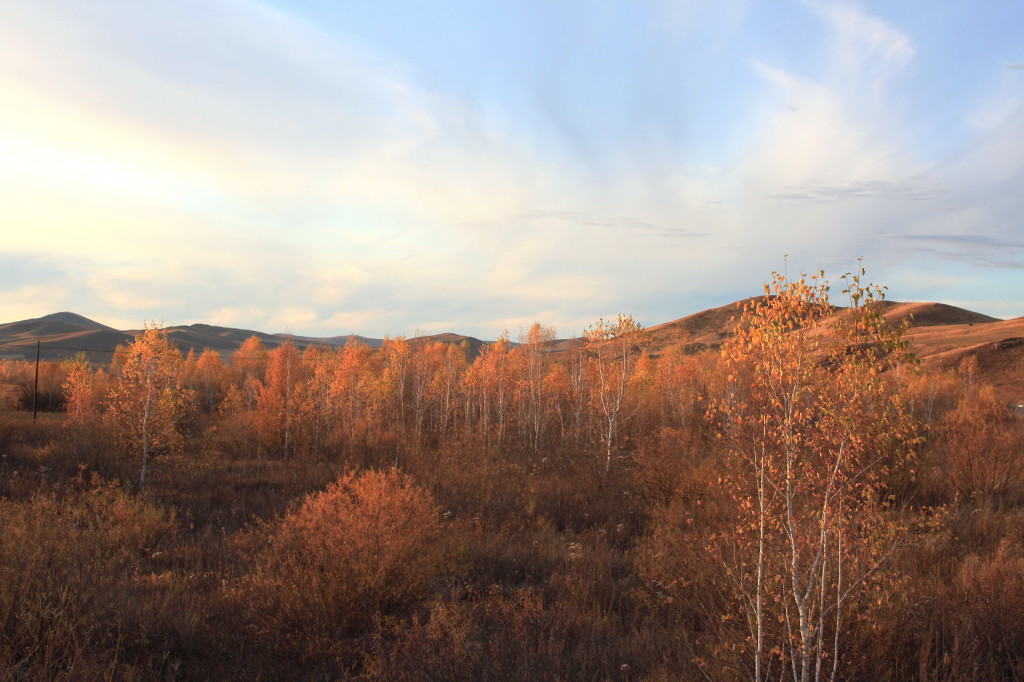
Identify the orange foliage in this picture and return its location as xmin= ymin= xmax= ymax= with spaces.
xmin=254 ymin=340 xmax=303 ymax=459
xmin=710 ymin=268 xmax=922 ymax=681
xmin=61 ymin=353 xmax=97 ymax=422
xmin=105 ymin=325 xmax=192 ymax=488
xmin=938 ymin=384 xmax=1021 ymax=502
xmin=2 ymin=273 xmax=1021 ymax=680
xmin=243 ymin=468 xmax=450 ymax=637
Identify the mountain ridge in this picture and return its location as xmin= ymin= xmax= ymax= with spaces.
xmin=1 ymin=303 xmax=1021 ymax=403
xmin=0 ymin=313 xmax=484 ymax=363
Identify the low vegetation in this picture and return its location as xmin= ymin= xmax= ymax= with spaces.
xmin=0 ymin=269 xmax=1022 ymax=680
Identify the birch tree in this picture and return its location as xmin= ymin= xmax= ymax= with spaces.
xmin=330 ymin=338 xmax=374 ymax=444
xmin=61 ymin=353 xmax=96 ymax=423
xmin=256 ymin=340 xmax=302 ymax=460
xmin=585 ymin=314 xmax=648 ymax=474
xmin=519 ymin=322 xmax=556 ymax=452
xmin=710 ymin=269 xmax=919 ymax=682
xmin=106 ymin=324 xmax=191 ymax=489
xmin=465 ymin=334 xmax=517 ymax=451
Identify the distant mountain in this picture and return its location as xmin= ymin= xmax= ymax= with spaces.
xmin=0 ymin=313 xmax=485 ymax=363
xmin=41 ymin=311 xmax=118 ymax=329
xmin=0 ymin=311 xmax=115 ymax=340
xmin=0 ymin=313 xmax=131 ymax=362
xmin=0 ymin=304 xmax=1020 ymax=406
xmin=639 ymin=298 xmax=1007 ymax=354
xmin=900 ymin=313 xmax=1024 ymax=404
xmin=407 ymin=332 xmax=486 ymax=357
xmin=154 ymin=323 xmax=379 ymax=357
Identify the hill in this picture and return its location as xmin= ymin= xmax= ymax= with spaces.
xmin=644 ymin=297 xmax=762 ymax=355
xmin=873 ymin=301 xmax=1000 ymax=328
xmin=0 ymin=311 xmax=115 ymax=340
xmin=624 ymin=298 xmax=1019 ymax=405
xmin=0 ymin=303 xmax=1019 ymax=406
xmin=0 ymin=313 xmax=132 ymax=363
xmin=0 ymin=314 xmax=486 ymax=363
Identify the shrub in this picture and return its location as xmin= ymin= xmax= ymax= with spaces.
xmin=244 ymin=468 xmax=450 ymax=638
xmin=938 ymin=386 xmax=1022 ymax=503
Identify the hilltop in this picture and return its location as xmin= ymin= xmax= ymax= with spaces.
xmin=0 ymin=314 xmax=483 ymax=364
xmin=1 ymin=302 xmax=1020 ymax=404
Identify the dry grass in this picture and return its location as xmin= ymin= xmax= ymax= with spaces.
xmin=0 ymin=478 xmax=196 ymax=680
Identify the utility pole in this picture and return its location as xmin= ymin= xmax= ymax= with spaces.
xmin=32 ymin=339 xmax=40 ymax=423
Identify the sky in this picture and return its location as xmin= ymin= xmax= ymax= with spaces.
xmin=1 ymin=0 xmax=1022 ymax=339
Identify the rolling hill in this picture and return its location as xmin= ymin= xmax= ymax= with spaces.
xmin=638 ymin=298 xmax=1022 ymax=405
xmin=0 ymin=313 xmax=484 ymax=364
xmin=0 ymin=303 xmax=1020 ymax=405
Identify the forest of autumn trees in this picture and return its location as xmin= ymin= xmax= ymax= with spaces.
xmin=105 ymin=319 xmax=657 ymax=473
xmin=1 ymin=270 xmax=1023 ymax=680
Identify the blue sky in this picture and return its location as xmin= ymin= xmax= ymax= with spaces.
xmin=1 ymin=0 xmax=1021 ymax=338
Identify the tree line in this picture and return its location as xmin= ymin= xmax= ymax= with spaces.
xmin=56 ymin=315 xmax=659 ymax=484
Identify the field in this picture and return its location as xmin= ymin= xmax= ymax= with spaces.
xmin=1 ymin=284 xmax=1023 ymax=681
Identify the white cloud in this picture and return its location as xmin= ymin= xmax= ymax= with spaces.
xmin=205 ymin=306 xmax=269 ymax=330
xmin=802 ymin=0 xmax=914 ymax=92
xmin=743 ymin=1 xmax=917 ymax=191
xmin=0 ymin=0 xmax=1020 ymax=335
xmin=718 ymin=1 xmax=925 ymax=281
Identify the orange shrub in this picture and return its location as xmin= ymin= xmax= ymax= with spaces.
xmin=245 ymin=468 xmax=450 ymax=637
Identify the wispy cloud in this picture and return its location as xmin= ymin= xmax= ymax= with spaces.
xmin=802 ymin=0 xmax=914 ymax=90
xmin=0 ymin=0 xmax=1022 ymax=333
xmin=774 ymin=179 xmax=943 ymax=203
xmin=891 ymin=234 xmax=1024 ymax=249
xmin=887 ymin=234 xmax=1024 ymax=270
xmin=513 ymin=211 xmax=708 ymax=238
